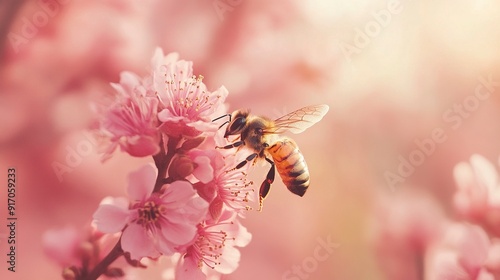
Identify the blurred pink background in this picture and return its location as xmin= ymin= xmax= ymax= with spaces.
xmin=1 ymin=0 xmax=500 ymax=279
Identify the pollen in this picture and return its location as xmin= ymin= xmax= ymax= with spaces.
xmin=136 ymin=201 xmax=165 ymax=225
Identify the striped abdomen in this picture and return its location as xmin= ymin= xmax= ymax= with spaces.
xmin=268 ymin=137 xmax=310 ymax=197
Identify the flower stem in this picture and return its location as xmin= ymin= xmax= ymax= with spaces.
xmin=84 ymin=240 xmax=123 ymax=280
xmin=153 ymin=136 xmax=180 ymax=193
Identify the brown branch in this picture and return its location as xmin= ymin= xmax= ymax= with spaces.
xmin=83 ymin=240 xmax=123 ymax=280
xmin=153 ymin=136 xmax=180 ymax=193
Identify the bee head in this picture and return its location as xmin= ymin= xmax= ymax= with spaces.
xmin=224 ymin=110 xmax=249 ymax=138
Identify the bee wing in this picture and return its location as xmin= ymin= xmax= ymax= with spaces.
xmin=265 ymin=104 xmax=330 ymax=134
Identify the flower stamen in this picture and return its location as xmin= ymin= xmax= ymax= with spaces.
xmin=136 ymin=201 xmax=166 ymax=225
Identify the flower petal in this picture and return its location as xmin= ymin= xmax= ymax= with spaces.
xmin=157 ymin=109 xmax=182 ymax=123
xmin=93 ymin=204 xmax=131 ymax=233
xmin=100 ymin=196 xmax=129 ymax=208
xmin=127 ymin=163 xmax=157 ymax=201
xmin=121 ymin=223 xmax=157 ymax=260
xmin=456 ymin=224 xmax=490 ymax=273
xmin=471 ymin=154 xmax=499 ymax=193
xmin=454 ymin=162 xmax=475 ymax=191
xmin=216 ymin=245 xmax=240 ymax=274
xmin=485 ymin=241 xmax=500 ymax=273
xmin=233 ymin=221 xmax=252 ymax=248
xmin=209 ymin=196 xmax=224 ymax=221
xmin=121 ymin=135 xmax=160 ymax=157
xmin=204 ymin=86 xmax=228 ymax=118
xmin=193 ymin=182 xmax=217 ymax=202
xmin=159 ymin=119 xmax=201 ymax=138
xmin=477 ymin=271 xmax=496 ymax=280
xmin=189 ymin=120 xmax=218 ymax=134
xmin=425 ymin=249 xmax=468 ymax=280
xmin=151 ymin=48 xmax=180 ymax=71
xmin=42 ymin=226 xmax=81 ymax=266
xmin=160 ymin=221 xmax=197 ymax=247
xmin=176 ymin=255 xmax=206 ymax=280
xmin=119 ymin=71 xmax=142 ymax=95
xmin=167 ymin=196 xmax=208 ymax=224
xmin=156 ymin=231 xmax=176 ymax=256
xmin=192 ymin=156 xmax=214 ymax=183
xmin=162 ymin=181 xmax=197 ymax=206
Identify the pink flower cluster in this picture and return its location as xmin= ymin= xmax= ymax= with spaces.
xmin=454 ymin=154 xmax=500 ymax=236
xmin=45 ymin=48 xmax=255 ymax=280
xmin=373 ymin=154 xmax=500 ymax=280
xmin=98 ymin=48 xmax=227 ymax=161
xmin=42 ymin=226 xmax=124 ymax=279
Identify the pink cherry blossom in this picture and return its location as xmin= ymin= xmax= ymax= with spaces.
xmin=453 ymin=154 xmax=500 ymax=236
xmin=188 ymin=149 xmax=255 ymax=221
xmin=152 ymin=48 xmax=228 ymax=138
xmin=370 ymin=191 xmax=446 ymax=280
xmin=100 ymin=71 xmax=160 ymax=161
xmin=485 ymin=240 xmax=500 ymax=278
xmin=176 ymin=211 xmax=252 ymax=279
xmin=424 ymin=223 xmax=495 ymax=280
xmin=42 ymin=226 xmax=84 ymax=267
xmin=92 ymin=163 xmax=208 ymax=260
xmin=42 ymin=225 xmax=124 ymax=279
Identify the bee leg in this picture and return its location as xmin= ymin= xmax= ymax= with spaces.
xmin=259 ymin=157 xmax=275 ymax=211
xmin=215 ymin=140 xmax=245 ymax=150
xmin=232 ymin=153 xmax=258 ymax=170
xmin=225 ymin=152 xmax=259 ymax=172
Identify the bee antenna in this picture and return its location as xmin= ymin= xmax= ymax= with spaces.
xmin=212 ymin=113 xmax=231 ymax=122
xmin=212 ymin=113 xmax=232 ymax=130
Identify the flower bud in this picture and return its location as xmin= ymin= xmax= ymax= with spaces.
xmin=169 ymin=155 xmax=194 ymax=179
xmin=77 ymin=241 xmax=94 ymax=262
xmin=105 ymin=267 xmax=125 ymax=277
xmin=179 ymin=137 xmax=206 ymax=152
xmin=62 ymin=266 xmax=78 ymax=280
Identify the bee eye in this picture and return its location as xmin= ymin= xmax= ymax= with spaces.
xmin=229 ymin=117 xmax=246 ymax=133
xmin=256 ymin=128 xmax=263 ymax=134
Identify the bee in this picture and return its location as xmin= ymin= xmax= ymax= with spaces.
xmin=213 ymin=104 xmax=329 ymax=209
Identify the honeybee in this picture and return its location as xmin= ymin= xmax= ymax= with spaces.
xmin=214 ymin=104 xmax=329 ymax=208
